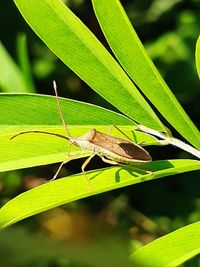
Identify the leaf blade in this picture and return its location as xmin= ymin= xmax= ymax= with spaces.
xmin=0 ymin=43 xmax=28 ymax=92
xmin=92 ymin=0 xmax=200 ymax=148
xmin=0 ymin=94 xmax=157 ymax=172
xmin=16 ymin=34 xmax=36 ymax=93
xmin=13 ymin=0 xmax=164 ymax=130
xmin=0 ymin=159 xmax=200 ymax=228
xmin=195 ymin=35 xmax=200 ymax=80
xmin=131 ymin=221 xmax=200 ymax=267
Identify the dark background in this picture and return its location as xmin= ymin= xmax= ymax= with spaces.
xmin=0 ymin=0 xmax=200 ymax=266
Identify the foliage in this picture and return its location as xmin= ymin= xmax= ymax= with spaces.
xmin=0 ymin=0 xmax=200 ymax=266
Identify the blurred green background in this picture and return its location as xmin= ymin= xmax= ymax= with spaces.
xmin=0 ymin=0 xmax=200 ymax=266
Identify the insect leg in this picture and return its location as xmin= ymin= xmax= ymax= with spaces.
xmin=100 ymin=157 xmax=151 ymax=174
xmin=107 ymin=125 xmax=113 ymax=135
xmin=125 ymin=165 xmax=152 ymax=174
xmin=81 ymin=154 xmax=96 ymax=190
xmin=108 ymin=125 xmax=134 ymax=142
xmin=50 ymin=152 xmax=83 ymax=181
xmin=100 ymin=156 xmax=118 ymax=165
xmin=67 ymin=143 xmax=72 ymax=157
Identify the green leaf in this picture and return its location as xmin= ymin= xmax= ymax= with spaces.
xmin=92 ymin=0 xmax=200 ymax=149
xmin=13 ymin=0 xmax=164 ymax=130
xmin=0 ymin=43 xmax=28 ymax=92
xmin=131 ymin=221 xmax=200 ymax=267
xmin=0 ymin=159 xmax=200 ymax=228
xmin=196 ymin=35 xmax=200 ymax=80
xmin=0 ymin=94 xmax=157 ymax=172
xmin=16 ymin=34 xmax=36 ymax=93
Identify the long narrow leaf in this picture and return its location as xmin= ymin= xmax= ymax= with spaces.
xmin=0 ymin=94 xmax=157 ymax=172
xmin=16 ymin=34 xmax=36 ymax=92
xmin=0 ymin=159 xmax=200 ymax=228
xmin=13 ymin=0 xmax=164 ymax=130
xmin=131 ymin=221 xmax=200 ymax=267
xmin=92 ymin=0 xmax=200 ymax=149
xmin=196 ymin=35 xmax=200 ymax=80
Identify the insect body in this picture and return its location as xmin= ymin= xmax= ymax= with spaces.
xmin=10 ymin=82 xmax=152 ymax=189
xmin=71 ymin=128 xmax=152 ymax=164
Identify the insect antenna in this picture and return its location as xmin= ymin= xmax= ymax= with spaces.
xmin=10 ymin=82 xmax=71 ymax=141
xmin=53 ymin=81 xmax=71 ymax=137
xmin=10 ymin=130 xmax=69 ymax=141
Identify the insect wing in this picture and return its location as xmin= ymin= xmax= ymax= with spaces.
xmin=91 ymin=130 xmax=151 ymax=161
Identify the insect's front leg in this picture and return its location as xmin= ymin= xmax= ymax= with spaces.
xmin=50 ymin=151 xmax=85 ymax=182
xmin=50 ymin=158 xmax=72 ymax=181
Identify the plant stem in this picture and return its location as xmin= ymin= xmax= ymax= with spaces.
xmin=136 ymin=125 xmax=200 ymax=159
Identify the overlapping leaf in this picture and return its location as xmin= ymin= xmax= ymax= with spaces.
xmin=92 ymin=0 xmax=200 ymax=149
xmin=13 ymin=0 xmax=164 ymax=130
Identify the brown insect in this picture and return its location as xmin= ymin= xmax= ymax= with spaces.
xmin=10 ymin=82 xmax=152 ymax=189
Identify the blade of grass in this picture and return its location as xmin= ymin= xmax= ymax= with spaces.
xmin=92 ymin=0 xmax=200 ymax=149
xmin=13 ymin=0 xmax=164 ymax=130
xmin=0 ymin=159 xmax=200 ymax=228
